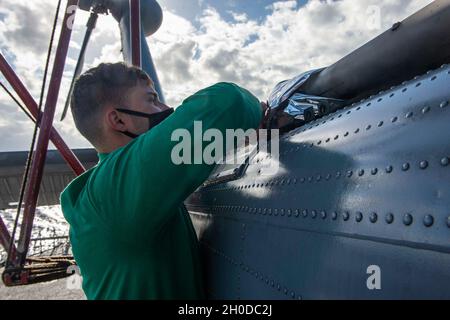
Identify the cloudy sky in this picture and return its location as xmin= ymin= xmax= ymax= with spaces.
xmin=0 ymin=0 xmax=432 ymax=152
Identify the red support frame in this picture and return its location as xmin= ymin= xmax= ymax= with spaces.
xmin=0 ymin=53 xmax=86 ymax=176
xmin=0 ymin=217 xmax=16 ymax=261
xmin=12 ymin=0 xmax=79 ymax=267
xmin=130 ymin=0 xmax=142 ymax=67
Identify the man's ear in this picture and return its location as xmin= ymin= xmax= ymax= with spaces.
xmin=105 ymin=107 xmax=127 ymax=132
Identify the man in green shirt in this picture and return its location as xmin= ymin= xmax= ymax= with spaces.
xmin=60 ymin=62 xmax=264 ymax=300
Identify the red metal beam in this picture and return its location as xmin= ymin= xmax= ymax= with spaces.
xmin=130 ymin=0 xmax=142 ymax=67
xmin=0 ymin=52 xmax=86 ymax=176
xmin=15 ymin=0 xmax=79 ymax=266
xmin=0 ymin=216 xmax=16 ymax=260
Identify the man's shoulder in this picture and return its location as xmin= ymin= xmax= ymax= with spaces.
xmin=60 ymin=166 xmax=97 ymax=211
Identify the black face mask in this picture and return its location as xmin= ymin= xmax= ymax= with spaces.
xmin=116 ymin=107 xmax=174 ymax=139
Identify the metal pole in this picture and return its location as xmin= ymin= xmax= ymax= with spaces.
xmin=16 ymin=0 xmax=78 ymax=266
xmin=0 ymin=216 xmax=16 ymax=259
xmin=130 ymin=0 xmax=142 ymax=67
xmin=0 ymin=52 xmax=85 ymax=176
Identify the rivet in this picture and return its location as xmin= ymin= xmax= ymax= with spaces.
xmin=402 ymin=163 xmax=410 ymax=171
xmin=377 ymin=98 xmax=383 ymax=102
xmin=406 ymin=112 xmax=413 ymax=118
xmin=367 ymin=103 xmax=372 ymax=107
xmin=343 ymin=211 xmax=350 ymax=221
xmin=316 ymin=175 xmax=322 ymax=182
xmin=386 ymin=165 xmax=393 ymax=173
xmin=390 ymin=93 xmax=395 ymax=98
xmin=347 ymin=170 xmax=353 ymax=178
xmin=277 ymin=284 xmax=281 ymax=291
xmin=344 ymin=132 xmax=349 ymax=137
xmin=336 ymin=172 xmax=342 ymax=179
xmin=268 ymin=208 xmax=272 ymax=216
xmin=291 ymin=291 xmax=296 ymax=299
xmin=419 ymin=161 xmax=428 ymax=169
xmin=321 ymin=211 xmax=327 ymax=219
xmin=422 ymin=106 xmax=430 ymax=114
xmin=385 ymin=213 xmax=394 ymax=224
xmin=431 ymin=76 xmax=437 ymax=81
xmin=263 ymin=208 xmax=267 ymax=215
xmin=357 ymin=107 xmax=361 ymax=110
xmin=378 ymin=121 xmax=384 ymax=127
xmin=356 ymin=212 xmax=363 ymax=222
xmin=347 ymin=111 xmax=351 ymax=114
xmin=274 ymin=209 xmax=279 ymax=216
xmin=423 ymin=215 xmax=434 ymax=227
xmin=358 ymin=169 xmax=365 ymax=177
xmin=280 ymin=209 xmax=285 ymax=216
xmin=441 ymin=157 xmax=449 ymax=166
xmin=311 ymin=210 xmax=317 ymax=219
xmin=440 ymin=101 xmax=449 ymax=108
xmin=370 ymin=212 xmax=378 ymax=223
xmin=391 ymin=21 xmax=401 ymax=31
xmin=295 ymin=209 xmax=300 ymax=217
xmin=354 ymin=128 xmax=360 ymax=134
xmin=302 ymin=210 xmax=308 ymax=218
xmin=391 ymin=116 xmax=398 ymax=123
xmin=335 ymin=135 xmax=339 ymax=140
xmin=308 ymin=177 xmax=313 ymax=182
xmin=326 ymin=138 xmax=331 ymax=143
xmin=416 ymin=82 xmax=421 ymax=87
xmin=300 ymin=177 xmax=305 ymax=183
xmin=366 ymin=125 xmax=372 ymax=130
xmin=402 ymin=88 xmax=408 ymax=93
xmin=293 ymin=178 xmax=298 ymax=184
xmin=318 ymin=141 xmax=322 ymax=145
xmin=403 ymin=213 xmax=413 ymax=226
xmin=371 ymin=168 xmax=378 ymax=175
xmin=447 ymin=216 xmax=450 ymax=228
xmin=271 ymin=280 xmax=275 ymax=287
xmin=332 ymin=211 xmax=338 ymax=220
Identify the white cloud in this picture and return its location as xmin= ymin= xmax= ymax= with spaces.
xmin=0 ymin=0 xmax=433 ymax=151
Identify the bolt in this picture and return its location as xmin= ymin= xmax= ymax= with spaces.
xmin=423 ymin=215 xmax=434 ymax=227
xmin=356 ymin=212 xmax=363 ymax=223
xmin=403 ymin=213 xmax=413 ymax=226
xmin=419 ymin=161 xmax=429 ymax=169
xmin=385 ymin=213 xmax=394 ymax=224
xmin=343 ymin=211 xmax=350 ymax=221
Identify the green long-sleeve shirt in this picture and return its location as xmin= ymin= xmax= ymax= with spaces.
xmin=60 ymin=82 xmax=262 ymax=300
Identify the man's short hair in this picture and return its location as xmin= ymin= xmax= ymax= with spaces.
xmin=71 ymin=62 xmax=152 ymax=147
